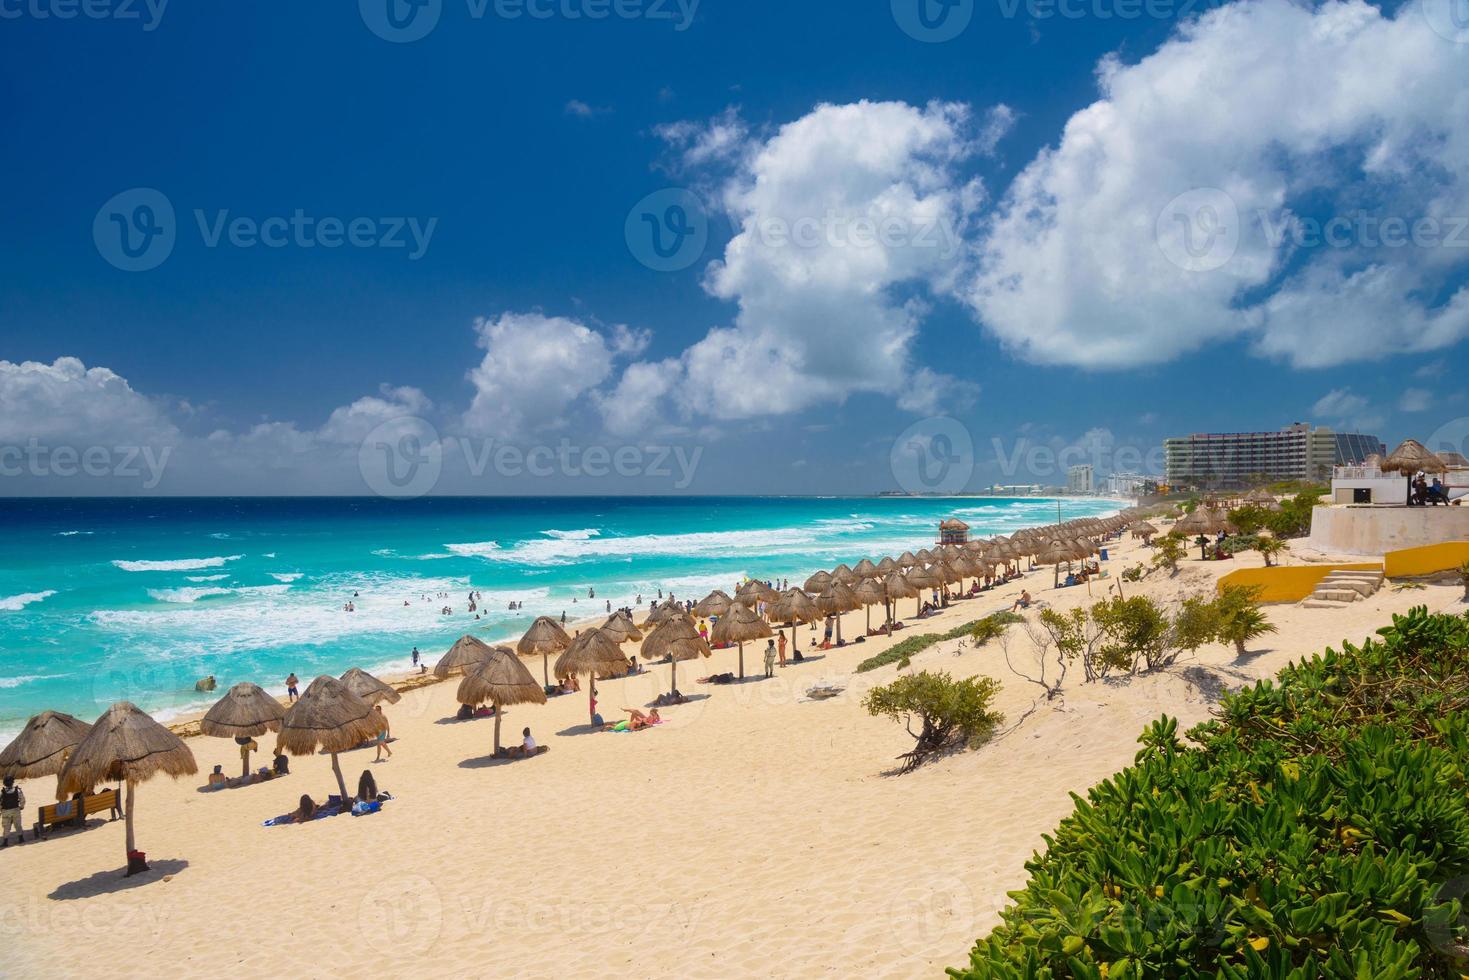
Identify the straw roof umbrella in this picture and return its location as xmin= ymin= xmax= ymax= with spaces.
xmin=803 ymin=570 xmax=833 ymax=593
xmin=1383 ymin=439 xmax=1448 ymax=474
xmin=1035 ymin=539 xmax=1075 ymax=589
xmin=816 ymin=582 xmax=861 ymax=645
xmin=641 ymin=615 xmax=710 ymax=695
xmin=915 ymin=548 xmax=934 ymax=564
xmin=896 ymin=551 xmax=920 ymax=569
xmin=1173 ymin=508 xmax=1213 ymax=537
xmin=851 ymin=558 xmax=878 ymax=579
xmin=435 ymin=634 xmax=497 ymax=679
xmin=555 ymin=628 xmax=628 ymax=724
xmin=279 ymin=676 xmax=384 ymax=805
xmin=519 ymin=615 xmax=571 ymax=689
xmin=200 ymin=682 xmax=286 ymax=777
xmin=340 ymin=667 xmax=402 ymax=706
xmin=830 ymin=563 xmax=857 ymax=585
xmin=58 ymin=702 xmax=198 ymax=875
xmin=691 ymin=590 xmax=732 ymax=619
xmin=641 ymin=599 xmax=684 ymax=628
xmin=1130 ymin=520 xmax=1159 ymax=542
xmin=852 ymin=578 xmax=887 ymax=635
xmin=601 ymin=611 xmax=644 ymax=644
xmin=875 ymin=556 xmax=899 ymax=574
xmin=768 ymin=589 xmax=820 ymax=656
xmin=885 ymin=570 xmax=921 ymax=619
xmin=0 ymin=711 xmax=93 ymax=802
xmin=457 ymin=648 xmax=547 ymax=756
xmin=711 ymin=601 xmax=773 ymax=680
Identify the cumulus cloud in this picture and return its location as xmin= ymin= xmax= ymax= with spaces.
xmin=462 ymin=312 xmax=624 ymax=437
xmin=655 ymin=106 xmax=750 ymax=170
xmin=0 ymin=357 xmax=178 ymax=445
xmin=1313 ymin=388 xmax=1368 ymax=418
xmin=1398 ymin=387 xmax=1433 ymax=413
xmin=963 ymin=0 xmax=1469 ymax=370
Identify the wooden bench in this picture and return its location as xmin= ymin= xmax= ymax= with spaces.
xmin=33 ymin=788 xmax=122 ymax=840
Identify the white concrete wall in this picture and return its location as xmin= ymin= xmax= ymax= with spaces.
xmin=1330 ymin=476 xmax=1408 ymax=505
xmin=1308 ymin=504 xmax=1469 ymax=556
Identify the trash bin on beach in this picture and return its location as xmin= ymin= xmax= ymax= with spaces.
xmin=1100 ymin=548 xmax=1109 ymax=561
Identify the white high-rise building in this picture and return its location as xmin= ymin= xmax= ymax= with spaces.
xmin=1067 ymin=464 xmax=1094 ymax=494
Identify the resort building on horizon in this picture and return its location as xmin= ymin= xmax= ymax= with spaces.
xmin=1164 ymin=423 xmax=1385 ymax=490
xmin=1067 ymin=464 xmax=1094 ymax=494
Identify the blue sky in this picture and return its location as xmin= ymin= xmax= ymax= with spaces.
xmin=2 ymin=0 xmax=1467 ymax=495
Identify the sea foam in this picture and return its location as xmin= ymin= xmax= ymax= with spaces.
xmin=0 ymin=591 xmax=58 ymax=612
xmin=113 ymin=555 xmax=244 ymax=572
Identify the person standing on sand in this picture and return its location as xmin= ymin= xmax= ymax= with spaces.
xmin=777 ymin=631 xmax=787 ymax=667
xmin=1 ymin=776 xmax=25 ymax=848
xmin=286 ymin=673 xmax=299 ymax=702
xmin=763 ymin=639 xmax=777 ymax=678
xmin=373 ymin=706 xmax=392 ymax=762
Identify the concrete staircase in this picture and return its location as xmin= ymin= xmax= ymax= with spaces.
xmin=1300 ymin=568 xmax=1385 ymax=609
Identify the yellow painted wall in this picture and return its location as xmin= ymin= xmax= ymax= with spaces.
xmin=1217 ymin=564 xmax=1382 ymax=603
xmin=1383 ymin=541 xmax=1469 ymax=578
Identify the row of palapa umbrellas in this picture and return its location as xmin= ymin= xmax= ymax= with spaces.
xmin=0 ymin=509 xmax=1144 ymax=874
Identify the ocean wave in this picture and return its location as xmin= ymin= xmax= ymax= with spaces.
xmin=445 ymin=541 xmax=502 ymax=558
xmin=270 ymin=573 xmax=304 ymax=583
xmin=187 ymin=574 xmax=231 ymax=583
xmin=542 ymin=528 xmax=601 ymax=540
xmin=148 ymin=584 xmax=291 ymax=604
xmin=57 ymin=530 xmax=94 ymax=537
xmin=113 ymin=555 xmax=244 ymax=572
xmin=0 ymin=591 xmax=58 ymax=612
xmin=0 ymin=673 xmax=58 ymax=689
xmin=455 ymin=527 xmax=822 ymax=567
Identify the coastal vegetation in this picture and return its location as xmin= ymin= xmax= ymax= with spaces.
xmin=949 ymin=607 xmax=1469 ymax=979
xmin=1151 ymin=533 xmax=1187 ymax=576
xmin=855 ymin=613 xmax=1022 ymax=673
xmin=862 ymin=671 xmax=1003 ymax=774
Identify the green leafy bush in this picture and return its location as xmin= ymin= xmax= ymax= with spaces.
xmin=1214 ymin=584 xmax=1277 ymax=656
xmin=1459 ymin=561 xmax=1469 ymax=601
xmin=948 ymin=607 xmax=1469 ymax=979
xmin=863 ymin=670 xmax=1003 ymax=774
xmin=857 ymin=616 xmax=1022 ymax=673
xmin=1152 ymin=534 xmax=1187 ymax=576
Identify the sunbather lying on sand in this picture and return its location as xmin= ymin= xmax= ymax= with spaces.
xmin=604 ymin=707 xmax=661 ymax=731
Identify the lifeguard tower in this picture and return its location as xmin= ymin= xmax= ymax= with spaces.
xmin=938 ymin=518 xmax=970 ymax=545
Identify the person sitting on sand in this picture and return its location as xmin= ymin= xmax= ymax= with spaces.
xmin=509 ymin=727 xmax=539 ymax=757
xmin=1012 ymin=590 xmax=1033 ymax=611
xmin=357 ymin=769 xmax=379 ymax=803
xmin=208 ymin=764 xmax=228 ymax=788
xmin=293 ymin=794 xmax=318 ymax=823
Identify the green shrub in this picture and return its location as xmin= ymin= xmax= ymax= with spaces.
xmin=1459 ymin=561 xmax=1469 ymax=601
xmin=948 ymin=607 xmax=1469 ymax=979
xmin=1092 ymin=596 xmax=1172 ymax=674
xmin=857 ymin=616 xmax=1023 ymax=673
xmin=1152 ymin=534 xmax=1186 ymax=576
xmin=863 ymin=670 xmax=1003 ymax=774
xmin=1214 ymin=584 xmax=1276 ymax=656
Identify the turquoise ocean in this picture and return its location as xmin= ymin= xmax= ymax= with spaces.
xmin=0 ymin=496 xmax=1123 ymax=739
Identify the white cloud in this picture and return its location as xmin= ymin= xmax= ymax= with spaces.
xmin=976 ymin=104 xmax=1016 ymax=155
xmin=1398 ymin=387 xmax=1432 ymax=412
xmin=0 ymin=357 xmax=178 ymax=445
xmin=964 ymin=0 xmax=1469 ymax=370
xmin=462 ymin=312 xmax=621 ymax=437
xmin=564 ymin=100 xmax=608 ymax=118
xmin=896 ymin=367 xmax=980 ymax=415
xmin=598 ymin=359 xmax=679 ymax=437
xmin=674 ymin=100 xmax=978 ymax=420
xmin=655 ymin=106 xmax=750 ymax=170
xmin=1313 ymin=388 xmax=1369 ymax=418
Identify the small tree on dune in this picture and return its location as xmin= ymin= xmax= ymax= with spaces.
xmin=1152 ymin=534 xmax=1187 ymax=577
xmin=1459 ymin=561 xmax=1469 ymax=602
xmin=1256 ymin=535 xmax=1290 ymax=568
xmin=862 ymin=671 xmax=1003 ymax=774
xmin=1214 ymin=584 xmax=1276 ymax=657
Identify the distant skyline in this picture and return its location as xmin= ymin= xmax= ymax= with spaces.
xmin=3 ymin=0 xmax=1467 ymax=496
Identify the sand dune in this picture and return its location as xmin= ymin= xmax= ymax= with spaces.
xmin=5 ymin=535 xmax=1462 ymax=978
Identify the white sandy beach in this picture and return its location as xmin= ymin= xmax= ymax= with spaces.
xmin=4 ymin=533 xmax=1463 ymax=979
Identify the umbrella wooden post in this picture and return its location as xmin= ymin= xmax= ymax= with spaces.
xmin=588 ymin=677 xmax=596 ymax=725
xmin=240 ymin=743 xmax=251 ymax=779
xmin=330 ymin=751 xmax=349 ymax=804
xmin=738 ymin=641 xmax=745 ymax=680
xmin=864 ymin=605 xmax=871 ymax=635
xmin=542 ymin=653 xmax=549 ymax=690
xmin=915 ymin=596 xmax=921 ymax=619
xmin=493 ymin=707 xmax=503 ymax=757
xmin=123 ymin=779 xmax=136 ymax=855
xmin=670 ymin=657 xmax=677 ymax=696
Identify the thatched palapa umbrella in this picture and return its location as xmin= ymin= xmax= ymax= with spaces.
xmin=601 ymin=612 xmax=643 ymax=644
xmin=851 ymin=558 xmax=878 ymax=580
xmin=1035 ymin=539 xmax=1075 ymax=589
xmin=711 ymin=601 xmax=772 ymax=679
xmin=641 ymin=615 xmax=710 ymax=695
xmin=885 ymin=570 xmax=921 ymax=619
xmin=201 ymin=682 xmax=285 ymax=777
xmin=641 ymin=599 xmax=683 ymax=628
xmin=692 ymin=589 xmax=732 ymax=619
xmin=0 ymin=710 xmax=93 ymax=783
xmin=279 ymin=676 xmax=384 ymax=806
xmin=852 ymin=578 xmax=887 ymax=635
xmin=435 ymin=635 xmax=496 ymax=679
xmin=816 ymin=581 xmax=861 ymax=645
xmin=519 ymin=615 xmax=572 ymax=689
xmin=555 ymin=628 xmax=628 ymax=724
xmin=59 ymin=702 xmax=198 ymax=875
xmin=340 ymin=667 xmax=402 ymax=706
xmin=457 ymin=648 xmax=547 ymax=755
xmin=1384 ymin=438 xmax=1448 ymax=503
xmin=875 ymin=556 xmax=899 ymax=575
xmin=768 ymin=589 xmax=820 ymax=655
